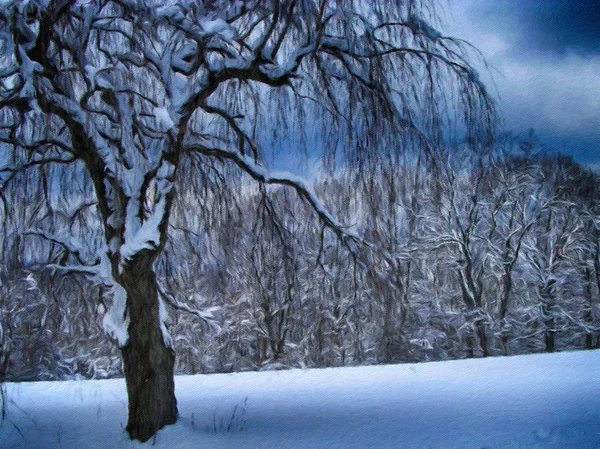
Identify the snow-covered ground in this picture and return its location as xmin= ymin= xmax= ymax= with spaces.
xmin=1 ymin=350 xmax=599 ymax=448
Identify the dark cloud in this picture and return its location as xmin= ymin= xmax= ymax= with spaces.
xmin=470 ymin=0 xmax=600 ymax=56
xmin=449 ymin=1 xmax=600 ymax=171
xmin=539 ymin=133 xmax=600 ymax=165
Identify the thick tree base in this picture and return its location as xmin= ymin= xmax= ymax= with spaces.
xmin=123 ymin=342 xmax=178 ymax=441
xmin=127 ymin=412 xmax=177 ymax=442
xmin=120 ymin=252 xmax=179 ymax=442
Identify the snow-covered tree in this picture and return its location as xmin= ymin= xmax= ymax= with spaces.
xmin=0 ymin=0 xmax=492 ymax=441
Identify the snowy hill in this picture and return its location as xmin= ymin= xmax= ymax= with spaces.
xmin=1 ymin=350 xmax=599 ymax=448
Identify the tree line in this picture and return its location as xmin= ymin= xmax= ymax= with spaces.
xmin=2 ymin=133 xmax=599 ymax=382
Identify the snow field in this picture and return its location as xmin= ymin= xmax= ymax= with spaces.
xmin=1 ymin=350 xmax=599 ymax=448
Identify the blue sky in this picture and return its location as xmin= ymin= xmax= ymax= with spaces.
xmin=447 ymin=0 xmax=600 ymax=170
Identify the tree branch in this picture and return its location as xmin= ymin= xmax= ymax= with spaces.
xmin=184 ymin=143 xmax=362 ymax=248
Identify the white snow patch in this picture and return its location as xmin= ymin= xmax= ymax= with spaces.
xmin=153 ymin=106 xmax=175 ymax=131
xmin=94 ymin=252 xmax=129 ymax=347
xmin=101 ymin=282 xmax=129 ymax=347
xmin=158 ymin=295 xmax=173 ymax=348
xmin=200 ymin=18 xmax=235 ymax=41
xmin=2 ymin=350 xmax=600 ymax=448
xmin=156 ymin=160 xmax=175 ymax=179
xmin=84 ymin=65 xmax=100 ymax=88
xmin=155 ymin=3 xmax=185 ymax=21
xmin=119 ymin=196 xmax=167 ymax=266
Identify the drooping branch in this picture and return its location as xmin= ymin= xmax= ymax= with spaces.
xmin=156 ymin=278 xmax=220 ymax=331
xmin=185 ymin=142 xmax=362 ymax=248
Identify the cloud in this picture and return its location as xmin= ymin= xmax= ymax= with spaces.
xmin=446 ymin=1 xmax=600 ymax=166
xmin=498 ymin=54 xmax=600 ymax=136
xmin=459 ymin=0 xmax=600 ymax=57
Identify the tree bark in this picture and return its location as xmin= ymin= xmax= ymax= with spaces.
xmin=544 ymin=330 xmax=556 ymax=353
xmin=498 ymin=267 xmax=512 ymax=322
xmin=584 ymin=268 xmax=598 ymax=350
xmin=382 ymin=292 xmax=394 ymax=363
xmin=120 ymin=251 xmax=177 ymax=442
xmin=475 ymin=320 xmax=489 ymax=357
xmin=499 ymin=268 xmax=513 ymax=355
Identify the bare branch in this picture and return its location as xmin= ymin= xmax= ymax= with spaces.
xmin=184 ymin=143 xmax=362 ymax=247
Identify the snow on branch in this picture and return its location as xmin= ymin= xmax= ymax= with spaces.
xmin=184 ymin=143 xmax=363 ymax=249
xmin=23 ymin=229 xmax=86 ymax=263
xmin=0 ymin=155 xmax=77 ymax=191
xmin=119 ymin=160 xmax=176 ymax=269
xmin=156 ymin=279 xmax=220 ymax=333
xmin=40 ymin=254 xmax=130 ymax=348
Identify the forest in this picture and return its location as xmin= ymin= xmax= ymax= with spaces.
xmin=2 ymin=133 xmax=599 ymax=381
xmin=0 ymin=0 xmax=599 ymax=443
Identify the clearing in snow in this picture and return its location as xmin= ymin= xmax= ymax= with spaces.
xmin=1 ymin=350 xmax=599 ymax=448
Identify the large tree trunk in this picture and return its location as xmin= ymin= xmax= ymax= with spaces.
xmin=120 ymin=252 xmax=177 ymax=442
